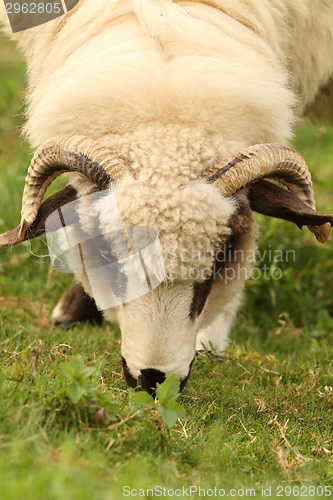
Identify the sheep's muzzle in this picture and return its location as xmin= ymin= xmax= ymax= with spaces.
xmin=122 ymin=357 xmax=190 ymax=395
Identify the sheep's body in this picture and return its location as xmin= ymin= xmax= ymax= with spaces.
xmin=1 ymin=0 xmax=333 ymax=389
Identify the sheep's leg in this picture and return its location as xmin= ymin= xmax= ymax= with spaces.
xmin=51 ymin=281 xmax=103 ymax=327
xmin=195 ymin=294 xmax=241 ymax=354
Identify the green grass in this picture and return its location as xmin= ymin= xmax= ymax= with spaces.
xmin=1 ymin=32 xmax=333 ymax=499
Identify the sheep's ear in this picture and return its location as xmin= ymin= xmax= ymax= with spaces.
xmin=248 ymin=179 xmax=333 ymax=237
xmin=0 ymin=185 xmax=78 ymax=247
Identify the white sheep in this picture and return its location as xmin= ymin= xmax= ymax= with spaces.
xmin=1 ymin=0 xmax=333 ymax=393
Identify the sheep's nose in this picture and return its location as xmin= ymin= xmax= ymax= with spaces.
xmin=138 ymin=368 xmax=166 ymax=395
xmin=122 ymin=357 xmax=166 ymax=394
xmin=139 ymin=368 xmax=191 ymax=394
xmin=122 ymin=357 xmax=191 ymax=394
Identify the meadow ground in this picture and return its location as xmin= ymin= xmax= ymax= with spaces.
xmin=0 ymin=32 xmax=333 ymax=500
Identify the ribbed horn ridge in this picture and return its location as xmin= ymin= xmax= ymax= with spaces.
xmin=206 ymin=144 xmax=315 ymax=208
xmin=19 ymin=134 xmax=135 ymax=238
xmin=205 ymin=143 xmax=330 ymax=242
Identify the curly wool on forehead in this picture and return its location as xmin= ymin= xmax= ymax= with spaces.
xmin=98 ymin=123 xmax=248 ymax=185
xmin=97 ymin=178 xmax=237 ymax=282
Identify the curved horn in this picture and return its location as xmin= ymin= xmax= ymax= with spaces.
xmin=205 ymin=143 xmax=330 ymax=242
xmin=19 ymin=134 xmax=135 ymax=238
xmin=206 ymin=144 xmax=315 ymax=207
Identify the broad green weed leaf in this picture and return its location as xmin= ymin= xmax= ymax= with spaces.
xmin=128 ymin=375 xmax=186 ymax=428
xmin=156 ymin=373 xmax=180 ymax=404
xmin=68 ymin=355 xmax=86 ymax=373
xmin=129 ymin=390 xmax=155 ymax=411
xmin=70 ymin=356 xmax=95 ymax=380
xmin=67 ymin=383 xmax=85 ymax=404
xmin=60 ymin=362 xmax=76 ymax=381
xmin=82 ymin=380 xmax=97 ymax=394
xmin=60 ymin=356 xmax=95 ymax=384
xmin=157 ymin=400 xmax=186 ymax=428
xmin=80 ymin=366 xmax=96 ymax=381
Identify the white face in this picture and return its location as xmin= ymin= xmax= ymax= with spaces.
xmin=113 ymin=282 xmax=201 ymax=393
xmin=65 ymin=182 xmax=255 ymax=393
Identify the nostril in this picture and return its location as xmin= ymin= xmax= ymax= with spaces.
xmin=138 ymin=368 xmax=166 ymax=395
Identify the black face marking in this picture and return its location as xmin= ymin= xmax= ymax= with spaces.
xmin=189 ymin=279 xmax=214 ymax=320
xmin=189 ymin=200 xmax=252 ymax=321
xmin=122 ymin=357 xmax=137 ymax=388
xmin=189 ymin=232 xmax=239 ymax=321
xmin=138 ymin=368 xmax=166 ymax=395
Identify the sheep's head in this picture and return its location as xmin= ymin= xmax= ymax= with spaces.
xmin=1 ymin=135 xmax=333 ymax=393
